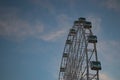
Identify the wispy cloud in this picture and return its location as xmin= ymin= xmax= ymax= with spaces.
xmin=0 ymin=18 xmax=44 ymax=41
xmin=101 ymin=0 xmax=120 ymax=11
xmin=40 ymin=14 xmax=72 ymax=41
xmin=0 ymin=7 xmax=44 ymax=41
xmin=97 ymin=40 xmax=120 ymax=79
xmin=29 ymin=0 xmax=56 ymax=14
xmin=100 ymin=72 xmax=113 ymax=80
xmin=86 ymin=14 xmax=102 ymax=35
xmin=92 ymin=0 xmax=120 ymax=12
xmin=56 ymin=14 xmax=72 ymax=28
xmin=40 ymin=29 xmax=66 ymax=41
xmin=104 ymin=0 xmax=120 ymax=11
xmin=0 ymin=7 xmax=71 ymax=42
xmin=98 ymin=40 xmax=120 ymax=62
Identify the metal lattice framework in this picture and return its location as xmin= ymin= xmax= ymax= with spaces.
xmin=58 ymin=17 xmax=101 ymax=80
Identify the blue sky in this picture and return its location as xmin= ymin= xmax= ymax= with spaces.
xmin=0 ymin=0 xmax=120 ymax=80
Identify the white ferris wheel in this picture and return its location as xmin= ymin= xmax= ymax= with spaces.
xmin=58 ymin=17 xmax=102 ymax=80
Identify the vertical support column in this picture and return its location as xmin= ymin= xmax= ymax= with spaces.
xmin=82 ymin=27 xmax=89 ymax=80
xmin=85 ymin=43 xmax=89 ymax=80
xmin=94 ymin=43 xmax=99 ymax=80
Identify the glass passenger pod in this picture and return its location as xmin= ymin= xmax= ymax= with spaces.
xmin=69 ymin=28 xmax=76 ymax=36
xmin=63 ymin=53 xmax=68 ymax=57
xmin=90 ymin=61 xmax=102 ymax=70
xmin=88 ymin=35 xmax=97 ymax=43
xmin=79 ymin=17 xmax=86 ymax=23
xmin=60 ymin=67 xmax=65 ymax=72
xmin=66 ymin=40 xmax=72 ymax=44
xmin=74 ymin=20 xmax=79 ymax=26
xmin=84 ymin=21 xmax=92 ymax=29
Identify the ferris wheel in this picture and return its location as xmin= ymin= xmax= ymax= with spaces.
xmin=58 ymin=17 xmax=102 ymax=80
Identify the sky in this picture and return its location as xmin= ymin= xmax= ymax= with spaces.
xmin=0 ymin=0 xmax=120 ymax=80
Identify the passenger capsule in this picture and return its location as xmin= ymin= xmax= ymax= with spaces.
xmin=88 ymin=35 xmax=97 ymax=43
xmin=90 ymin=61 xmax=102 ymax=70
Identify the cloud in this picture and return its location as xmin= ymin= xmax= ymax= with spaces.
xmin=40 ymin=14 xmax=72 ymax=41
xmin=106 ymin=0 xmax=120 ymax=11
xmin=56 ymin=14 xmax=73 ymax=28
xmin=97 ymin=40 xmax=120 ymax=79
xmin=100 ymin=72 xmax=113 ymax=80
xmin=98 ymin=40 xmax=120 ymax=63
xmin=40 ymin=29 xmax=66 ymax=41
xmin=92 ymin=0 xmax=120 ymax=12
xmin=0 ymin=7 xmax=71 ymax=42
xmin=0 ymin=18 xmax=44 ymax=41
xmin=104 ymin=0 xmax=120 ymax=11
xmin=29 ymin=0 xmax=56 ymax=14
xmin=86 ymin=15 xmax=102 ymax=35
xmin=0 ymin=7 xmax=44 ymax=41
